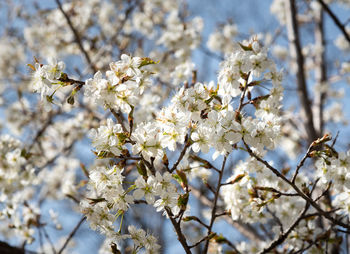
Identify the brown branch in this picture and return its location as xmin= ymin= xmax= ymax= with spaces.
xmin=189 ymin=155 xmax=220 ymax=173
xmin=190 ymin=184 xmax=265 ymax=242
xmin=54 ymin=0 xmax=97 ymax=73
xmin=225 ymin=238 xmax=241 ymax=254
xmin=189 ymin=233 xmax=215 ymax=249
xmin=28 ymin=110 xmax=57 ymax=151
xmin=42 ymin=226 xmax=57 ymax=254
xmin=214 ymin=211 xmax=230 ymax=218
xmin=291 ymin=142 xmax=313 ymax=183
xmin=238 ymin=72 xmax=250 ymax=111
xmin=190 ymin=184 xmax=213 ymax=207
xmin=170 ymin=133 xmax=191 ymax=172
xmin=286 ymin=0 xmax=317 ymax=142
xmin=317 ymin=0 xmax=350 ymax=44
xmin=254 ymin=186 xmax=299 ymax=197
xmin=109 ymin=108 xmax=128 ymax=133
xmin=203 ymin=155 xmax=228 ymax=253
xmin=109 ymin=0 xmax=139 ymax=47
xmin=0 ymin=241 xmax=25 ymax=254
xmin=243 ymin=139 xmax=350 ymax=230
xmin=313 ymin=6 xmax=327 ymax=135
xmin=183 ymin=216 xmax=210 ymax=230
xmin=259 ymin=202 xmax=310 ymax=253
xmin=165 ymin=207 xmax=192 ymax=254
xmin=57 ymin=216 xmax=86 ymax=254
xmin=266 ymin=206 xmax=284 ymax=233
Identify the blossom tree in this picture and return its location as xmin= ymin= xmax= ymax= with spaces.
xmin=0 ymin=0 xmax=350 ymax=253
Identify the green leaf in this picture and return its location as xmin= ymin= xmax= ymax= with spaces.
xmin=213 ymin=234 xmax=226 ymax=243
xmin=183 ymin=216 xmax=196 ymax=222
xmin=67 ymin=95 xmax=75 ymax=105
xmin=46 ymin=95 xmax=54 ymax=104
xmin=87 ymin=197 xmax=106 ymax=204
xmin=137 ymin=161 xmax=148 ymax=178
xmin=176 ymin=169 xmax=188 ymax=190
xmin=178 ymin=193 xmax=189 ymax=211
xmin=27 ymin=63 xmax=36 ymax=71
xmin=139 ymin=57 xmax=159 ymax=67
xmin=238 ymin=42 xmax=253 ymax=51
xmin=229 ymin=173 xmax=246 ymax=185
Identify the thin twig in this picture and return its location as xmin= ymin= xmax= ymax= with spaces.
xmin=28 ymin=111 xmax=56 ymax=150
xmin=266 ymin=206 xmax=284 ymax=233
xmin=238 ymin=72 xmax=250 ymax=111
xmin=189 ymin=155 xmax=220 ymax=173
xmin=170 ymin=134 xmax=191 ymax=172
xmin=110 ymin=108 xmax=128 ymax=133
xmin=259 ymin=202 xmax=310 ymax=253
xmin=57 ymin=216 xmax=86 ymax=254
xmin=331 ymin=131 xmax=339 ymax=148
xmin=190 ymin=185 xmax=264 ymax=242
xmin=189 ymin=233 xmax=215 ymax=249
xmin=42 ymin=226 xmax=57 ymax=254
xmin=165 ymin=207 xmax=191 ymax=254
xmin=38 ymin=226 xmax=44 ymax=254
xmin=291 ymin=143 xmax=313 ymax=183
xmin=313 ymin=5 xmax=327 ymax=135
xmin=286 ymin=0 xmax=317 ymax=142
xmin=254 ymin=186 xmax=299 ymax=197
xmin=184 ymin=216 xmax=210 ymax=230
xmin=54 ymin=0 xmax=97 ymax=72
xmin=109 ymin=0 xmax=139 ymax=47
xmin=199 ymin=45 xmax=224 ymax=61
xmin=214 ymin=211 xmax=229 ymax=218
xmin=317 ymin=0 xmax=350 ymax=44
xmin=243 ymin=139 xmax=350 ymax=230
xmin=203 ymin=155 xmax=228 ymax=253
xmin=314 ymin=181 xmax=332 ymax=202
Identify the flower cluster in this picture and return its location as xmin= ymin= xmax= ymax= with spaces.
xmin=30 ymin=57 xmax=66 ymax=101
xmin=79 ymin=38 xmax=286 ymax=251
xmin=207 ymin=23 xmax=239 ymax=54
xmin=82 ymin=164 xmax=179 ymax=253
xmin=81 ymin=165 xmax=133 ymax=234
xmin=218 ymin=39 xmax=275 ymax=98
xmin=85 ymin=54 xmax=154 ymax=113
xmin=157 ymin=11 xmax=203 ymax=58
xmin=0 ymin=135 xmax=36 ymax=244
xmin=316 ymin=150 xmax=350 ymax=192
xmin=315 ymin=150 xmax=350 ymax=216
xmin=217 ymin=39 xmax=283 ymax=153
xmin=88 ymin=118 xmax=126 ymax=157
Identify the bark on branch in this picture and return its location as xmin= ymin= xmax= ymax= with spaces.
xmin=55 ymin=0 xmax=97 ymax=73
xmin=317 ymin=0 xmax=350 ymax=44
xmin=285 ymin=0 xmax=318 ymax=142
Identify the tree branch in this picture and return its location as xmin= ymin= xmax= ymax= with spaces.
xmin=317 ymin=0 xmax=350 ymax=44
xmin=203 ymin=155 xmax=228 ymax=253
xmin=0 ymin=241 xmax=25 ymax=254
xmin=243 ymin=139 xmax=350 ymax=230
xmin=165 ymin=207 xmax=192 ymax=254
xmin=259 ymin=202 xmax=310 ymax=253
xmin=57 ymin=216 xmax=86 ymax=254
xmin=313 ymin=5 xmax=327 ymax=135
xmin=190 ymin=184 xmax=265 ymax=242
xmin=170 ymin=133 xmax=191 ymax=172
xmin=286 ymin=0 xmax=317 ymax=142
xmin=110 ymin=108 xmax=128 ymax=133
xmin=291 ymin=142 xmax=313 ymax=183
xmin=54 ymin=0 xmax=97 ymax=73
